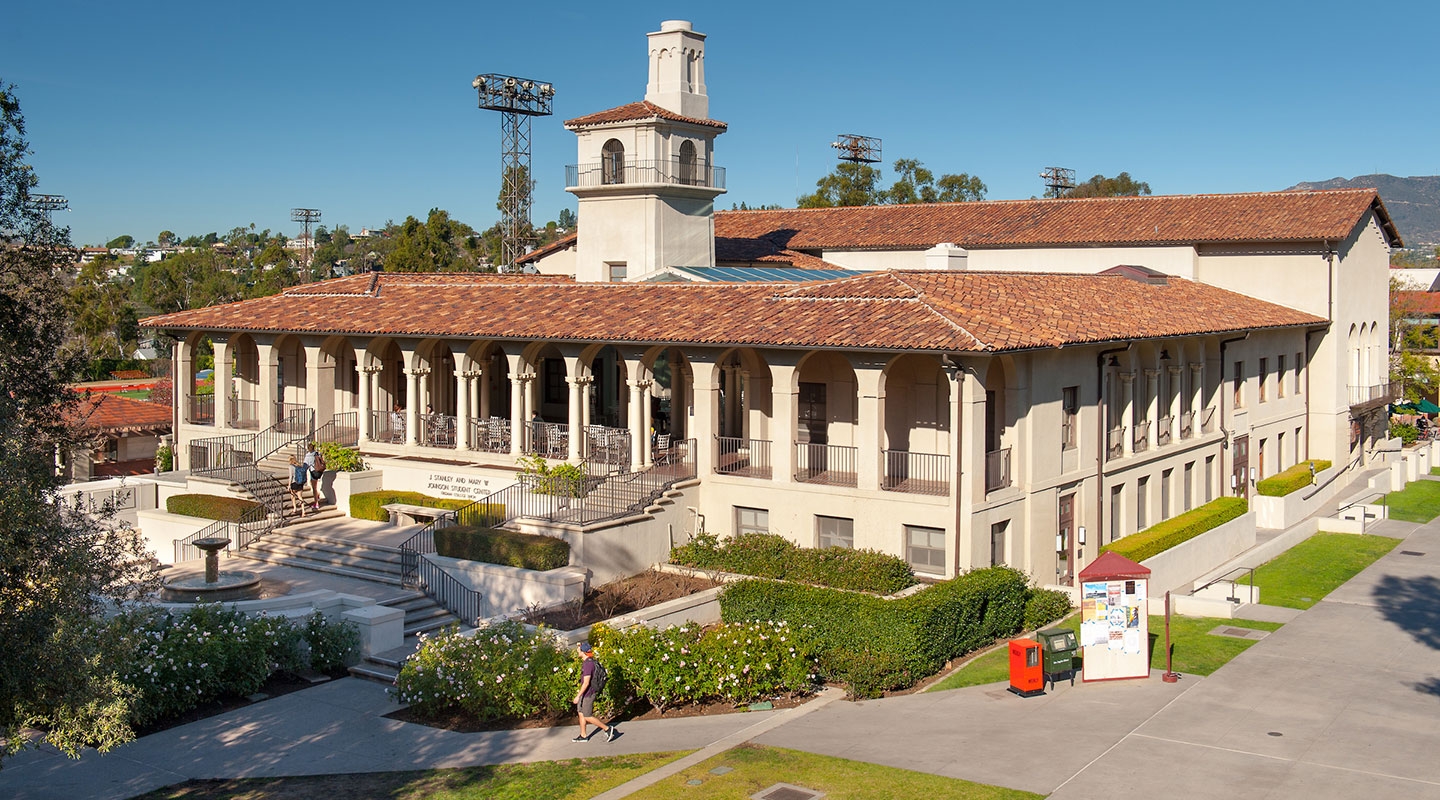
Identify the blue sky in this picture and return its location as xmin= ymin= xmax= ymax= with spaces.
xmin=7 ymin=0 xmax=1438 ymax=246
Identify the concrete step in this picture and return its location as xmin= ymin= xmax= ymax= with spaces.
xmin=348 ymin=662 xmax=398 ymax=685
xmin=235 ymin=549 xmax=405 ymax=586
xmin=245 ymin=540 xmax=405 ymax=578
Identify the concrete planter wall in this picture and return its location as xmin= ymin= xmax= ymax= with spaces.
xmin=1251 ymin=464 xmax=1342 ymax=529
xmin=426 ymin=553 xmax=588 ymax=620
xmin=1140 ymin=511 xmax=1257 ymax=595
xmin=322 ymin=468 xmax=383 ymax=514
xmin=136 ymin=508 xmax=213 ymax=564
xmin=150 ymin=590 xmax=401 ymax=658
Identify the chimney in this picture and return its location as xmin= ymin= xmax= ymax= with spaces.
xmin=645 ymin=20 xmax=708 ymax=119
xmin=924 ymin=243 xmax=969 ymax=271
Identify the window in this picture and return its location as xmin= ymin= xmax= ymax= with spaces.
xmin=542 ymin=359 xmax=566 ymax=404
xmin=1277 ymin=355 xmax=1286 ymax=398
xmin=1184 ymin=462 xmax=1194 ymax=511
xmin=1258 ymin=358 xmax=1268 ymax=403
xmin=1295 ymin=352 xmax=1304 ymax=395
xmin=1061 ymin=386 xmax=1079 ymax=450
xmin=817 ymin=515 xmax=854 ymax=549
xmin=1232 ymin=361 xmax=1245 ymax=408
xmin=990 ymin=521 xmax=1008 ymax=566
xmin=678 ymin=140 xmax=698 ymax=185
xmin=601 ymin=139 xmax=625 ymax=184
xmin=1296 ymin=426 xmax=1304 ymax=462
xmin=1205 ymin=455 xmax=1215 ymax=501
xmin=735 ymin=506 xmax=768 ymax=536
xmin=1137 ymin=476 xmax=1149 ymax=529
xmin=606 ymin=262 xmax=628 ymax=282
xmin=1161 ymin=469 xmax=1172 ymax=519
xmin=1110 ymin=485 xmax=1124 ymax=543
xmin=905 ymin=525 xmax=947 ymax=574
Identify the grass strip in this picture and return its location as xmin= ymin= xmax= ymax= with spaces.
xmin=1241 ymin=532 xmax=1399 ymax=609
xmin=1383 ymin=479 xmax=1440 ymax=523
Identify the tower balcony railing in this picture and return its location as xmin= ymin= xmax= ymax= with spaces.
xmin=716 ymin=436 xmax=772 ymax=480
xmin=566 ymin=159 xmax=726 ymax=190
xmin=882 ymin=450 xmax=950 ymax=496
xmin=1179 ymin=410 xmax=1195 ymax=440
xmin=1347 ymin=382 xmax=1399 ymax=407
xmin=1133 ymin=420 xmax=1151 ymax=452
xmin=984 ymin=447 xmax=1011 ymax=493
xmin=1107 ymin=426 xmax=1125 ymax=461
xmin=795 ymin=443 xmax=857 ymax=487
xmin=1156 ymin=415 xmax=1173 ymax=447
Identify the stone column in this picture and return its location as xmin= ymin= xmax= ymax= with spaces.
xmin=771 ymin=364 xmax=798 ymax=484
xmin=567 ymin=376 xmax=583 ymax=461
xmin=213 ymin=338 xmax=231 ymax=430
xmin=740 ymin=369 xmax=752 ymax=440
xmin=629 ymin=379 xmax=646 ymax=468
xmin=457 ymin=369 xmax=480 ymax=450
xmin=1168 ymin=365 xmax=1183 ymax=441
xmin=691 ymin=367 xmax=719 ymax=478
xmin=405 ymin=368 xmax=426 ymax=446
xmin=258 ymin=342 xmax=278 ymax=430
xmin=856 ymin=366 xmax=883 ymax=491
xmin=642 ymin=382 xmax=654 ymax=467
xmin=358 ymin=365 xmax=379 ymax=442
xmin=1120 ymin=372 xmax=1135 ymax=456
xmin=1191 ymin=364 xmax=1204 ymax=432
xmin=1144 ymin=368 xmax=1160 ymax=449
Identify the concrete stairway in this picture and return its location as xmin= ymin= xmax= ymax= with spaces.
xmin=232 ymin=523 xmax=462 ymax=684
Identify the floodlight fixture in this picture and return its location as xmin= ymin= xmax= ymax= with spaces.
xmin=290 ymin=207 xmax=322 ymax=282
xmin=831 ymin=134 xmax=881 ymax=164
xmin=474 ymin=72 xmax=555 ymax=272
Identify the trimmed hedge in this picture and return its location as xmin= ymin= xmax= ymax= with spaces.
xmin=671 ymin=532 xmax=916 ymax=594
xmin=434 ymin=525 xmax=571 ymax=570
xmin=166 ymin=494 xmax=262 ymax=521
xmin=1023 ymin=588 xmax=1074 ymax=631
xmin=1256 ymin=460 xmax=1332 ymax=497
xmin=718 ymin=566 xmax=1029 ymax=697
xmin=1101 ymin=496 xmax=1248 ymax=562
xmin=348 ymin=490 xmax=471 ymax=522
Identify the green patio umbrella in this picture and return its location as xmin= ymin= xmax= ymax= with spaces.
xmin=1392 ymin=402 xmax=1419 ymax=414
xmin=1418 ymin=399 xmax=1440 ymax=415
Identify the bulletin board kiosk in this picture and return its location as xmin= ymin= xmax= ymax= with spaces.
xmin=1078 ymin=552 xmax=1151 ymax=682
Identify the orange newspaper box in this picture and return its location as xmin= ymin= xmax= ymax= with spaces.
xmin=1008 ymin=638 xmax=1044 ymax=697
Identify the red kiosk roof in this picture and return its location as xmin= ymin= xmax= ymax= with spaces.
xmin=1079 ymin=551 xmax=1152 ymax=581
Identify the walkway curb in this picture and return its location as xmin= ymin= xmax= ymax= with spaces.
xmin=588 ymin=687 xmax=847 ymax=800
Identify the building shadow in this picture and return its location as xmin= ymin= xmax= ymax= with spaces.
xmin=1373 ymin=573 xmax=1440 ymax=652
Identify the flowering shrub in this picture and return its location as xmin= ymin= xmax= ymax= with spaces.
xmin=671 ymin=531 xmax=916 ymax=594
xmin=104 ymin=604 xmax=359 ymax=726
xmin=394 ymin=621 xmax=577 ymax=721
xmin=591 ymin=620 xmax=818 ymax=713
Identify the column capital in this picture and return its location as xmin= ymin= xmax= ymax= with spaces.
xmin=459 ymin=369 xmax=484 ymax=379
xmin=1119 ymin=371 xmax=1136 ymax=384
xmin=1167 ymin=365 xmax=1183 ymax=376
xmin=404 ymin=367 xmax=431 ymax=378
xmin=1144 ymin=368 xmax=1161 ymax=379
xmin=1190 ymin=363 xmax=1204 ymax=372
xmin=361 ymin=364 xmax=384 ymax=375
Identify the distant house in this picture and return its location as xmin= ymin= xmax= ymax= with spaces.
xmin=64 ymin=393 xmax=173 ymax=481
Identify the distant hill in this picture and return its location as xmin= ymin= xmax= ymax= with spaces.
xmin=1285 ymin=174 xmax=1440 ymax=246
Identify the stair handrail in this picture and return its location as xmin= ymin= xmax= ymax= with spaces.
xmin=1191 ymin=566 xmax=1257 ymax=605
xmin=189 ymin=408 xmax=315 ymax=481
xmin=172 ymin=504 xmax=272 ymax=562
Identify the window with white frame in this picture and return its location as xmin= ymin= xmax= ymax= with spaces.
xmin=817 ymin=515 xmax=854 ymax=549
xmin=1061 ymin=386 xmax=1079 ymax=450
xmin=990 ymin=521 xmax=1008 ymax=566
xmin=905 ymin=525 xmax=947 ymax=574
xmin=735 ymin=506 xmax=769 ymax=536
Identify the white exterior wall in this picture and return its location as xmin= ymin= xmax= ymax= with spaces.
xmin=967 ymin=245 xmax=1200 ymax=277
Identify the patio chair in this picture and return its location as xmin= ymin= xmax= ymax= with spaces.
xmin=653 ymin=433 xmax=672 ymax=465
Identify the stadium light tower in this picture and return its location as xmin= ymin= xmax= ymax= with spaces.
xmin=27 ymin=193 xmax=69 ymax=219
xmin=473 ymin=74 xmax=555 ymax=272
xmin=830 ymin=134 xmax=881 ymax=165
xmin=290 ymin=208 xmax=321 ymax=281
xmin=1040 ymin=167 xmax=1076 ymax=198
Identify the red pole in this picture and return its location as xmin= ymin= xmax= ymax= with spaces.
xmin=1162 ymin=590 xmax=1179 ymax=682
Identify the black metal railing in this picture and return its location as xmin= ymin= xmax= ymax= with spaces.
xmin=984 ymin=447 xmax=1011 ymax=492
xmin=1157 ymin=416 xmax=1173 ymax=447
xmin=370 ymin=409 xmax=406 ymax=443
xmin=716 ymin=436 xmax=772 ymax=479
xmin=566 ymin=158 xmax=726 ymax=190
xmin=229 ymin=398 xmax=260 ymax=430
xmin=794 ymin=443 xmax=857 ymax=487
xmin=1347 ymin=382 xmax=1399 ymax=406
xmin=1107 ymin=427 xmax=1125 ymax=461
xmin=584 ymin=425 xmax=632 ymax=474
xmin=189 ymin=408 xmax=314 ymax=477
xmin=1133 ymin=420 xmax=1151 ymax=452
xmin=1201 ymin=406 xmax=1217 ymax=434
xmin=314 ymin=411 xmax=360 ymax=448
xmin=275 ymin=402 xmax=308 ymax=430
xmin=419 ymin=413 xmax=457 ymax=448
xmin=1179 ymin=410 xmax=1195 ymax=440
xmin=173 ymin=505 xmax=270 ymax=562
xmin=882 ymin=449 xmax=950 ymax=496
xmin=526 ymin=421 xmax=569 ymax=458
xmin=469 ymin=416 xmax=512 ymax=453
xmin=187 ymin=395 xmax=214 ymax=425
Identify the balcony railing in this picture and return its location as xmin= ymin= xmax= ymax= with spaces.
xmin=187 ymin=395 xmax=214 ymax=425
xmin=1200 ymin=406 xmax=1217 ymax=434
xmin=370 ymin=409 xmax=406 ymax=443
xmin=1133 ymin=420 xmax=1151 ymax=452
xmin=716 ymin=436 xmax=772 ymax=479
xmin=274 ymin=403 xmax=309 ymax=433
xmin=1348 ymin=381 xmax=1399 ymax=407
xmin=584 ymin=425 xmax=631 ymax=474
xmin=795 ymin=443 xmax=857 ymax=487
xmin=1107 ymin=427 xmax=1125 ymax=461
xmin=526 ymin=421 xmax=569 ymax=459
xmin=419 ymin=413 xmax=457 ymax=449
xmin=469 ymin=416 xmax=512 ymax=453
xmin=229 ymin=398 xmax=259 ymax=430
xmin=984 ymin=447 xmax=1011 ymax=493
xmin=1157 ymin=415 xmax=1173 ymax=447
xmin=882 ymin=450 xmax=950 ymax=496
xmin=1179 ymin=410 xmax=1195 ymax=440
xmin=566 ymin=158 xmax=726 ymax=190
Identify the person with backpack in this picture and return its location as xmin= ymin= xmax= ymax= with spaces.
xmin=287 ymin=455 xmax=308 ymax=517
xmin=304 ymin=442 xmax=326 ymax=511
xmin=572 ymin=641 xmax=619 ymax=743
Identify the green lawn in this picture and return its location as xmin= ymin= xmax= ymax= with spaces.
xmin=928 ymin=612 xmax=1284 ymax=692
xmin=1241 ymin=532 xmax=1399 ymax=609
xmin=626 ymin=744 xmax=1041 ymax=800
xmin=1383 ymin=479 xmax=1440 ymax=522
xmin=115 ymin=389 xmax=151 ymax=400
xmin=133 ymin=751 xmax=689 ymax=800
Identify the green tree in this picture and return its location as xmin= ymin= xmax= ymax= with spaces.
xmin=385 ymin=209 xmax=481 ymax=273
xmin=156 ymin=230 xmax=176 ymax=247
xmin=1 ymin=81 xmax=162 ymax=764
xmin=65 ymin=258 xmax=134 ymax=359
xmin=800 ymin=159 xmax=986 ymax=207
xmin=1066 ymin=172 xmax=1152 ymax=198
xmin=131 ymin=247 xmax=242 ymax=313
xmin=798 ymin=162 xmax=884 ymax=208
xmin=556 ymin=208 xmax=577 ymax=229
xmin=1389 ymin=274 xmax=1440 ymax=402
xmin=935 ymin=172 xmax=987 ymax=202
xmin=105 ymin=234 xmax=134 ymax=249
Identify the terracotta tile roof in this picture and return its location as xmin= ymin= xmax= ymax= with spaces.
xmin=1395 ymin=291 xmax=1440 ymax=315
xmin=712 ymin=189 xmax=1400 ymax=250
xmin=564 ymin=100 xmax=727 ymax=130
xmin=68 ymin=393 xmax=172 ymax=434
xmin=142 ymin=271 xmax=1323 ymax=354
xmin=521 ymin=234 xmax=578 ymax=263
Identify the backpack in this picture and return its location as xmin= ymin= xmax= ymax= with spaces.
xmin=313 ymin=450 xmax=326 ymax=473
xmin=591 ymin=660 xmax=607 ymax=694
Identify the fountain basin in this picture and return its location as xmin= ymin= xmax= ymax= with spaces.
xmin=160 ymin=569 xmax=264 ymax=602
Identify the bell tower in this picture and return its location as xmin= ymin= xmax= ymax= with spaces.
xmin=564 ymin=20 xmax=727 ymax=283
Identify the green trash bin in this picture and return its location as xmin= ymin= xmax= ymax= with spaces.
xmin=1037 ymin=627 xmax=1078 ymax=688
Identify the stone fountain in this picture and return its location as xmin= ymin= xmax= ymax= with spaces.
xmin=160 ymin=537 xmax=263 ymax=602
